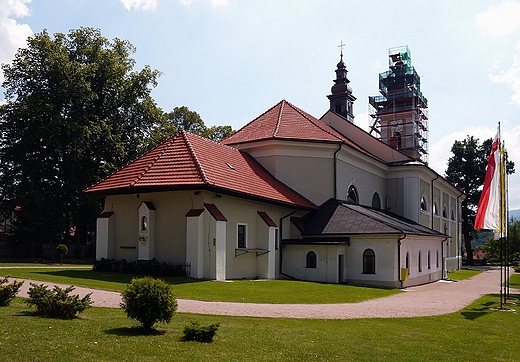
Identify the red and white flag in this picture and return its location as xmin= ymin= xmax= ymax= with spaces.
xmin=474 ymin=132 xmax=501 ymax=231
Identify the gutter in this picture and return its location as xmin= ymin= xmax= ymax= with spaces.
xmin=279 ymin=208 xmax=299 ymax=280
xmin=441 ymin=236 xmax=448 ymax=279
xmin=456 ymin=191 xmax=465 ymax=270
xmin=397 ymin=234 xmax=407 ymax=289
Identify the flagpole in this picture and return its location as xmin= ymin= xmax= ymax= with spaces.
xmin=499 ymin=123 xmax=504 ymax=308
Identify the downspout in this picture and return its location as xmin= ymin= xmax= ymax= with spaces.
xmin=431 ymin=175 xmax=439 ymax=229
xmin=441 ymin=236 xmax=448 ymax=279
xmin=397 ymin=234 xmax=407 ymax=289
xmin=279 ymin=208 xmax=298 ymax=279
xmin=333 ymin=144 xmax=342 ymax=200
xmin=456 ymin=191 xmax=464 ymax=270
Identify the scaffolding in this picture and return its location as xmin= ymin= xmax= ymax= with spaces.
xmin=369 ymin=46 xmax=429 ymax=164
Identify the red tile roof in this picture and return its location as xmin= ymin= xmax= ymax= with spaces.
xmin=84 ymin=131 xmax=315 ymax=209
xmin=222 ymin=100 xmax=379 ymax=160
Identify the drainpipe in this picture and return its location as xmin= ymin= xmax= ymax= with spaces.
xmin=456 ymin=191 xmax=464 ymax=270
xmin=397 ymin=234 xmax=407 ymax=289
xmin=441 ymin=237 xmax=448 ymax=279
xmin=279 ymin=208 xmax=298 ymax=280
xmin=333 ymin=144 xmax=342 ymax=200
xmin=431 ymin=175 xmax=439 ymax=229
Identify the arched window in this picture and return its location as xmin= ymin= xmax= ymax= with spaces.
xmin=405 ymin=251 xmax=410 ymax=275
xmin=436 ymin=250 xmax=440 ymax=268
xmin=451 ymin=208 xmax=455 ymax=221
xmin=418 ymin=251 xmax=422 ymax=272
xmin=442 ymin=205 xmax=447 ymax=218
xmin=306 ymin=251 xmax=317 ymax=268
xmin=347 ymin=185 xmax=358 ymax=204
xmin=428 ymin=250 xmax=431 ymax=270
xmin=363 ymin=249 xmax=375 ymax=274
xmin=372 ymin=192 xmax=381 ymax=209
xmin=420 ymin=196 xmax=428 ymax=212
xmin=433 ymin=202 xmax=439 ymax=216
xmin=141 ymin=216 xmax=148 ymax=231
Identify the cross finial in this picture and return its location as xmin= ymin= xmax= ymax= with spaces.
xmin=338 ymin=40 xmax=345 ymax=59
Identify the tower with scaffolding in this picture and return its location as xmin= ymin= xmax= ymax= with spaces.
xmin=369 ymin=46 xmax=429 ymax=163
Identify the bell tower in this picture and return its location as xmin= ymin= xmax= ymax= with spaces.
xmin=327 ymin=41 xmax=356 ymax=122
xmin=369 ymin=46 xmax=429 ymax=163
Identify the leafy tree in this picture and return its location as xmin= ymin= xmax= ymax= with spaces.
xmin=482 ymin=218 xmax=520 ymax=263
xmin=445 ymin=136 xmax=515 ymax=264
xmin=0 ymin=27 xmax=163 ymax=244
xmin=204 ymin=125 xmax=234 ymax=142
xmin=144 ymin=106 xmax=234 ymax=149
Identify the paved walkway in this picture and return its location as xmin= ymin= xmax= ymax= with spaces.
xmin=12 ymin=267 xmax=518 ymax=319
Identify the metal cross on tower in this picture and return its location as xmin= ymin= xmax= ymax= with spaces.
xmin=338 ymin=40 xmax=345 ymax=58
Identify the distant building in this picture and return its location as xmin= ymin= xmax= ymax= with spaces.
xmin=85 ymin=47 xmax=463 ymax=288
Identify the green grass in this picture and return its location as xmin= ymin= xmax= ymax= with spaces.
xmin=0 ymin=267 xmax=400 ymax=304
xmin=509 ymin=273 xmax=520 ymax=289
xmin=447 ymin=269 xmax=483 ymax=281
xmin=0 ymin=294 xmax=518 ymax=361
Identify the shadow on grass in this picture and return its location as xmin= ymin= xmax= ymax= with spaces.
xmin=460 ymin=296 xmax=504 ymax=320
xmin=105 ymin=326 xmax=166 ymax=336
xmin=37 ymin=269 xmax=202 ymax=286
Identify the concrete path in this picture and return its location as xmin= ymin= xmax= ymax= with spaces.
xmin=12 ymin=267 xmax=519 ymax=319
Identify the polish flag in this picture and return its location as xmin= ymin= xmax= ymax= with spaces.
xmin=474 ymin=133 xmax=501 ymax=231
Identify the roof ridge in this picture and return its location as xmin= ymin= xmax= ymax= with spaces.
xmin=273 ymin=100 xmax=285 ymax=137
xmin=285 ymin=101 xmax=345 ymax=142
xmin=181 ymin=130 xmax=210 ymax=184
xmin=130 ymin=135 xmax=175 ymax=187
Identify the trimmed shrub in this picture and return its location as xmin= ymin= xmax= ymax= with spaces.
xmin=120 ymin=276 xmax=177 ymax=329
xmin=0 ymin=276 xmax=23 ymax=307
xmin=183 ymin=321 xmax=220 ymax=343
xmin=26 ymin=283 xmax=92 ymax=319
xmin=56 ymin=243 xmax=68 ymax=264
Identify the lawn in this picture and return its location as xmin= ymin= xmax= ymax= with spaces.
xmin=0 ymin=267 xmax=400 ymax=304
xmin=447 ymin=268 xmax=482 ymax=280
xmin=0 ymin=294 xmax=518 ymax=361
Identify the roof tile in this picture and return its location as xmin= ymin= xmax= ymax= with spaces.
xmin=85 ymin=131 xmax=315 ymax=209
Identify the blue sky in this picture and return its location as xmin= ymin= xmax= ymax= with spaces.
xmin=1 ymin=0 xmax=520 ymax=210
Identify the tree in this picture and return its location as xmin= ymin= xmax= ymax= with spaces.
xmin=0 ymin=27 xmax=163 ymax=244
xmin=482 ymin=218 xmax=520 ymax=263
xmin=143 ymin=106 xmax=234 ymax=150
xmin=445 ymin=136 xmax=515 ymax=264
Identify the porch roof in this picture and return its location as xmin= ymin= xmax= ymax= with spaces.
xmin=291 ymin=198 xmax=447 ymax=237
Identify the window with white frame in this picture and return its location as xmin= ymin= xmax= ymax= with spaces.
xmin=237 ymin=224 xmax=247 ymax=249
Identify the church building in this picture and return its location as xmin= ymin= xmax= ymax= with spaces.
xmin=85 ymin=46 xmax=463 ymax=288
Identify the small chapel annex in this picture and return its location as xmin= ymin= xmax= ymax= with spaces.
xmin=85 ymin=48 xmax=463 ymax=288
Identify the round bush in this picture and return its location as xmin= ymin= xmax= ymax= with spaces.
xmin=120 ymin=276 xmax=177 ymax=329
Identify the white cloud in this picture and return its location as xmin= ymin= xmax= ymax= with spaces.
xmin=475 ymin=0 xmax=520 ymax=37
xmin=120 ymin=0 xmax=157 ymax=11
xmin=0 ymin=0 xmax=32 ymax=104
xmin=0 ymin=0 xmax=33 ymax=84
xmin=354 ymin=111 xmax=371 ymax=133
xmin=488 ymin=40 xmax=520 ymax=105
